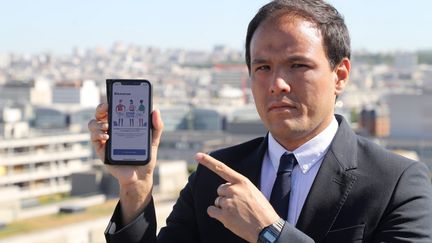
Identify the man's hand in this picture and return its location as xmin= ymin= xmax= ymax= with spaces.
xmin=195 ymin=152 xmax=280 ymax=243
xmin=88 ymin=103 xmax=164 ymax=225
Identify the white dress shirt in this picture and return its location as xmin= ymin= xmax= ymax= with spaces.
xmin=260 ymin=117 xmax=339 ymax=225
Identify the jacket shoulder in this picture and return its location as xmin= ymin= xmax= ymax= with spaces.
xmin=209 ymin=137 xmax=265 ymax=165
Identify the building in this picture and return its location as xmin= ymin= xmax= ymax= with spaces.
xmin=190 ymin=108 xmax=224 ymax=131
xmin=422 ymin=67 xmax=432 ymax=92
xmin=385 ymin=93 xmax=432 ymax=139
xmin=30 ymin=78 xmax=52 ymax=105
xmin=225 ymin=105 xmax=266 ymax=135
xmin=33 ymin=106 xmax=68 ymax=129
xmin=52 ymin=80 xmax=99 ymax=108
xmin=159 ymin=106 xmax=225 ymax=132
xmin=394 ymin=52 xmax=418 ymax=76
xmin=159 ymin=105 xmax=189 ymax=132
xmin=359 ymin=104 xmax=390 ymax=137
xmin=0 ymin=104 xmax=94 ymax=223
xmin=69 ymin=108 xmax=96 ymax=132
xmin=211 ymin=63 xmax=249 ymax=104
xmin=0 ymin=106 xmax=30 ymax=139
xmin=0 ymin=82 xmax=32 ymax=105
xmin=0 ymin=132 xmax=93 ymax=223
xmin=153 ymin=160 xmax=189 ymax=195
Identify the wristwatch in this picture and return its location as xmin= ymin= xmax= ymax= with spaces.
xmin=257 ymin=218 xmax=285 ymax=243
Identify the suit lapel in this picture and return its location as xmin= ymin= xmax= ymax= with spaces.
xmin=234 ymin=135 xmax=268 ymax=188
xmin=296 ymin=115 xmax=358 ymax=242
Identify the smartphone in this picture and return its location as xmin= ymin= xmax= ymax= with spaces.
xmin=105 ymin=79 xmax=152 ymax=165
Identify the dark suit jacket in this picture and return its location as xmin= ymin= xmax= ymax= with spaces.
xmin=105 ymin=115 xmax=432 ymax=243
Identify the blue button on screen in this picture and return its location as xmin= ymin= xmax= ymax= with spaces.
xmin=113 ymin=149 xmax=146 ymax=155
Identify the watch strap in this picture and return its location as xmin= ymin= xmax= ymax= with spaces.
xmin=257 ymin=218 xmax=285 ymax=243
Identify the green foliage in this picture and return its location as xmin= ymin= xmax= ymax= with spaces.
xmin=37 ymin=193 xmax=69 ymax=205
xmin=350 ymin=108 xmax=359 ymax=123
xmin=187 ymin=163 xmax=197 ymax=174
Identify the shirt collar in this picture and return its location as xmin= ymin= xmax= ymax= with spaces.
xmin=268 ymin=116 xmax=339 ymax=174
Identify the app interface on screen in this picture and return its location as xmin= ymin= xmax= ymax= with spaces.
xmin=111 ymin=82 xmax=149 ymax=161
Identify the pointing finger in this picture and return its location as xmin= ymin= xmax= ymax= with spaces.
xmin=195 ymin=153 xmax=243 ymax=183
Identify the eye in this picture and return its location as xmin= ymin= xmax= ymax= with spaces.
xmin=255 ymin=65 xmax=271 ymax=72
xmin=291 ymin=63 xmax=308 ymax=68
xmin=291 ymin=63 xmax=311 ymax=69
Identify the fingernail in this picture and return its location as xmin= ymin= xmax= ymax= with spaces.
xmin=195 ymin=153 xmax=204 ymax=160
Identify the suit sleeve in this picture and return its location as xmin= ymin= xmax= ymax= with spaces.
xmin=104 ymin=172 xmax=199 ymax=243
xmin=104 ymin=198 xmax=157 ymax=243
xmin=372 ymin=161 xmax=432 ymax=242
xmin=277 ymin=223 xmax=315 ymax=243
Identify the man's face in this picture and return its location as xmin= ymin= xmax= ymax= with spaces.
xmin=250 ymin=15 xmax=348 ymax=150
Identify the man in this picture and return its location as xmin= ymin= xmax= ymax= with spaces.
xmin=88 ymin=0 xmax=432 ymax=242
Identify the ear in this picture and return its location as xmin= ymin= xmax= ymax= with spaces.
xmin=334 ymin=58 xmax=350 ymax=96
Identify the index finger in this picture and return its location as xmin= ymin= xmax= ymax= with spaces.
xmin=195 ymin=152 xmax=244 ymax=183
xmin=95 ymin=103 xmax=108 ymax=121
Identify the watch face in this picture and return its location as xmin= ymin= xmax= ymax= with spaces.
xmin=258 ymin=219 xmax=284 ymax=243
xmin=263 ymin=231 xmax=277 ymax=242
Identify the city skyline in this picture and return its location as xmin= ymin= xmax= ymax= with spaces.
xmin=2 ymin=0 xmax=432 ymax=54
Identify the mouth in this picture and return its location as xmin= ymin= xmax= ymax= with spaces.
xmin=268 ymin=101 xmax=297 ymax=112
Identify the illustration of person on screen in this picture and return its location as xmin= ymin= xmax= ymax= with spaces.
xmin=128 ymin=99 xmax=136 ymax=127
xmin=138 ymin=99 xmax=146 ymax=127
xmin=115 ymin=99 xmax=125 ymax=126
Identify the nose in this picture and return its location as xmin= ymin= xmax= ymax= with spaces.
xmin=270 ymin=72 xmax=291 ymax=94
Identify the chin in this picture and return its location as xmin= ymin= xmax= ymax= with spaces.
xmin=268 ymin=119 xmax=306 ymax=136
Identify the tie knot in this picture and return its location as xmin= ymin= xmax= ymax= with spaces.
xmin=278 ymin=153 xmax=296 ymax=174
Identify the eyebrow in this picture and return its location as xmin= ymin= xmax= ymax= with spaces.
xmin=251 ymin=58 xmax=267 ymax=65
xmin=251 ymin=55 xmax=313 ymax=65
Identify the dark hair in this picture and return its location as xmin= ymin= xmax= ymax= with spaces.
xmin=245 ymin=0 xmax=350 ymax=72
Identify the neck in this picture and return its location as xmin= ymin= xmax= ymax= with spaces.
xmin=275 ymin=115 xmax=334 ymax=151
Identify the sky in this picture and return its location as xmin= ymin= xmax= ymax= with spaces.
xmin=1 ymin=0 xmax=432 ymax=54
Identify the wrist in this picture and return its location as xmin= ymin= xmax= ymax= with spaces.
xmin=257 ymin=218 xmax=285 ymax=243
xmin=119 ymin=181 xmax=153 ymax=225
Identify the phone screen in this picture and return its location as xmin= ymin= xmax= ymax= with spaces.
xmin=109 ymin=80 xmax=151 ymax=162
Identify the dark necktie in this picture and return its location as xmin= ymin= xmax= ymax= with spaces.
xmin=270 ymin=153 xmax=297 ymax=220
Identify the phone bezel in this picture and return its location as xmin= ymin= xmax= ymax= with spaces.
xmin=105 ymin=79 xmax=152 ymax=165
